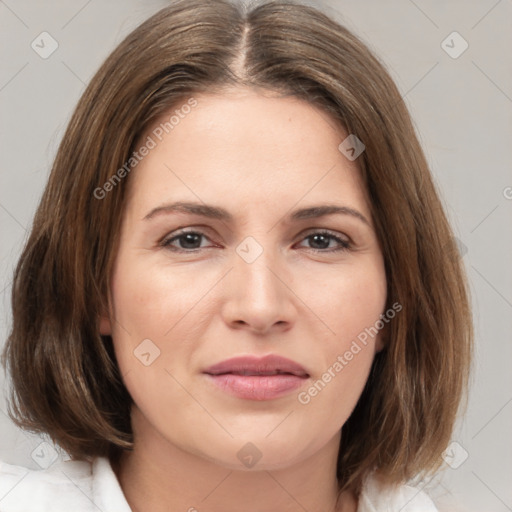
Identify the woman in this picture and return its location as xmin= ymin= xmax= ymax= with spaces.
xmin=0 ymin=0 xmax=472 ymax=510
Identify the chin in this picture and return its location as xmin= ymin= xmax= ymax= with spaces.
xmin=193 ymin=433 xmax=316 ymax=472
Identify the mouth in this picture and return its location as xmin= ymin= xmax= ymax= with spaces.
xmin=210 ymin=369 xmax=307 ymax=376
xmin=203 ymin=354 xmax=310 ymax=401
xmin=203 ymin=354 xmax=310 ymax=378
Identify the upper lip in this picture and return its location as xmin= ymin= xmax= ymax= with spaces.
xmin=203 ymin=354 xmax=309 ymax=377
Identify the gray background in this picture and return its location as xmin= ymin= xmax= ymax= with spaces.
xmin=1 ymin=0 xmax=511 ymax=510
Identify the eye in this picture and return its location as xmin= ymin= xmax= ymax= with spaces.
xmin=160 ymin=229 xmax=351 ymax=253
xmin=295 ymin=230 xmax=351 ymax=253
xmin=160 ymin=230 xmax=213 ymax=252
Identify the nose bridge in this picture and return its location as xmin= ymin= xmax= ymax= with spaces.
xmin=234 ymin=234 xmax=283 ymax=301
xmin=222 ymin=234 xmax=294 ymax=331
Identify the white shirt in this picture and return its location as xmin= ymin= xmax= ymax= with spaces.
xmin=0 ymin=457 xmax=438 ymax=511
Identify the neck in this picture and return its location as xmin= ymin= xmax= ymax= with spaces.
xmin=112 ymin=409 xmax=357 ymax=512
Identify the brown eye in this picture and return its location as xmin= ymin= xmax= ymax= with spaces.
xmin=296 ymin=231 xmax=351 ymax=252
xmin=161 ymin=230 xmax=211 ymax=251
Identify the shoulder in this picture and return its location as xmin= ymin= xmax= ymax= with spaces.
xmin=0 ymin=457 xmax=95 ymax=511
xmin=0 ymin=456 xmax=131 ymax=512
xmin=358 ymin=473 xmax=438 ymax=512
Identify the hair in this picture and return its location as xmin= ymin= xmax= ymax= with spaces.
xmin=1 ymin=0 xmax=472 ymax=496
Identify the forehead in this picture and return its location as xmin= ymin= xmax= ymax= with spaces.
xmin=125 ymin=88 xmax=371 ymax=222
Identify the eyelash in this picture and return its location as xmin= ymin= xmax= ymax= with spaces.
xmin=159 ymin=229 xmax=351 ymax=254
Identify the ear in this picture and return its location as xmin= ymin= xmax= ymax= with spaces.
xmin=375 ymin=335 xmax=386 ymax=353
xmin=98 ymin=310 xmax=112 ymax=336
xmin=374 ymin=322 xmax=389 ymax=353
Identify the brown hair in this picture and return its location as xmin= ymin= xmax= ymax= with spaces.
xmin=1 ymin=0 xmax=472 ymax=496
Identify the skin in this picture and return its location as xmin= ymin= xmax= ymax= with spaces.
xmin=100 ymin=86 xmax=387 ymax=512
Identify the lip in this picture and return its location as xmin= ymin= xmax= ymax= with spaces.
xmin=203 ymin=354 xmax=310 ymax=401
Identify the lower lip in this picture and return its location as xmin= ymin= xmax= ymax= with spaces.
xmin=204 ymin=373 xmax=307 ymax=401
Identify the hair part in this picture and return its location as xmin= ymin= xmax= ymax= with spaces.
xmin=1 ymin=0 xmax=472 ymax=496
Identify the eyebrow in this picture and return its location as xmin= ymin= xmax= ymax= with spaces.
xmin=143 ymin=201 xmax=370 ymax=226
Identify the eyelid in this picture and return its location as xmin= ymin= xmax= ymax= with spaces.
xmin=299 ymin=227 xmax=351 ymax=243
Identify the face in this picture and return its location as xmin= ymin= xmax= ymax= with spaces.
xmin=100 ymin=87 xmax=387 ymax=470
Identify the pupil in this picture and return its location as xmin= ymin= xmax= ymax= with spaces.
xmin=311 ymin=234 xmax=329 ymax=249
xmin=181 ymin=233 xmax=200 ymax=248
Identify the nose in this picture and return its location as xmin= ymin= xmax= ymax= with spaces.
xmin=221 ymin=242 xmax=297 ymax=335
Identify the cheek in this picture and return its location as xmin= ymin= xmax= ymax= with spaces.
xmin=107 ymin=259 xmax=184 ymax=420
xmin=109 ymin=255 xmax=207 ymax=339
xmin=107 ymin=253 xmax=218 ymax=389
xmin=296 ymin=348 xmax=374 ymax=440
xmin=310 ymin=255 xmax=387 ymax=344
xmin=297 ymin=257 xmax=386 ymax=410
xmin=296 ymin=295 xmax=386 ymax=433
xmin=107 ymin=255 xmax=166 ymax=374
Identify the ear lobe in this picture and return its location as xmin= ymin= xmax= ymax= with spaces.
xmin=374 ymin=323 xmax=389 ymax=353
xmin=375 ymin=335 xmax=386 ymax=353
xmin=99 ymin=313 xmax=112 ymax=336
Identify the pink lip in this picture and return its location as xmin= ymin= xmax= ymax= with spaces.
xmin=203 ymin=354 xmax=309 ymax=401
